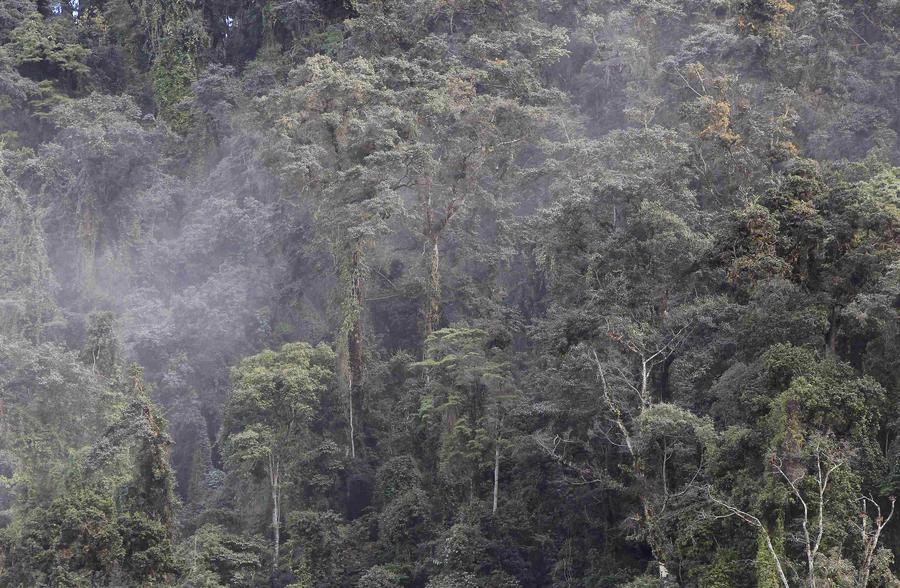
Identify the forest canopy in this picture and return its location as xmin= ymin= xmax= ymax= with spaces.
xmin=0 ymin=0 xmax=898 ymax=587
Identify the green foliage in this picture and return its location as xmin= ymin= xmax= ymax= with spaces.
xmin=133 ymin=0 xmax=207 ymax=129
xmin=222 ymin=341 xmax=336 ymax=480
xmin=358 ymin=564 xmax=409 ymax=588
xmin=152 ymin=49 xmax=196 ymax=131
xmin=374 ymin=455 xmax=422 ymax=506
xmin=1 ymin=0 xmax=899 ymax=586
xmin=764 ymin=343 xmax=886 ymax=463
xmin=378 ymin=488 xmax=433 ymax=558
xmin=5 ymin=489 xmax=122 ymax=586
xmin=433 ymin=523 xmax=487 ymax=573
xmin=81 ymin=311 xmax=120 ymax=377
xmin=0 ymin=335 xmax=122 ymax=512
xmin=3 ymin=485 xmax=179 ymax=586
xmin=415 ymin=326 xmax=517 ymax=501
xmin=0 ymin=163 xmax=58 ymax=340
xmin=284 ymin=509 xmax=345 ymax=585
xmin=755 ymin=516 xmax=784 ymax=588
xmin=8 ymin=12 xmax=90 ymax=75
xmin=425 ymin=571 xmax=480 ymax=588
xmin=180 ymin=524 xmax=266 ymax=587
xmin=117 ymin=511 xmax=179 ymax=582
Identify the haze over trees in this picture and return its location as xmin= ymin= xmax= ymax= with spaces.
xmin=0 ymin=0 xmax=898 ymax=586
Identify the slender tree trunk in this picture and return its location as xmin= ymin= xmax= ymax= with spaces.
xmin=857 ymin=496 xmax=896 ymax=588
xmin=349 ymin=245 xmax=364 ymax=384
xmin=343 ymin=243 xmax=365 ymax=459
xmin=269 ymin=455 xmax=280 ymax=573
xmin=659 ymin=561 xmax=672 ymax=585
xmin=860 ymin=545 xmax=873 ymax=588
xmin=492 ymin=439 xmax=500 ymax=515
xmin=426 ymin=234 xmax=441 ymax=336
xmin=763 ymin=531 xmax=791 ymax=588
xmin=271 ymin=487 xmax=280 ymax=571
xmin=640 ymin=494 xmax=672 ymax=585
xmin=827 ymin=316 xmax=838 ymax=356
xmin=594 ymin=347 xmax=681 ymax=580
xmin=420 ymin=174 xmax=442 ymax=338
xmin=347 ymin=373 xmax=355 ymax=459
xmin=640 ymin=356 xmax=651 ymax=407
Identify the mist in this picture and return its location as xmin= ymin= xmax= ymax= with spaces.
xmin=0 ymin=1 xmax=898 ymax=586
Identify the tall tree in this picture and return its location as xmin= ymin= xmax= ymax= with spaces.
xmin=221 ymin=341 xmax=335 ymax=573
xmin=0 ymin=160 xmax=57 ymax=340
xmin=264 ymin=55 xmax=411 ymax=457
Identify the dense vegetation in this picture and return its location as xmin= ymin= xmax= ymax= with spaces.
xmin=0 ymin=0 xmax=898 ymax=586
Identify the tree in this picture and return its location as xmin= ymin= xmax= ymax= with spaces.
xmin=708 ymin=442 xmax=896 ymax=588
xmin=531 ymin=186 xmax=710 ymax=581
xmin=0 ymin=334 xmax=120 ymax=513
xmin=220 ymin=341 xmax=335 ymax=573
xmin=3 ymin=489 xmax=123 ymax=586
xmin=704 ymin=343 xmax=896 ymax=587
xmin=264 ymin=55 xmax=411 ymax=457
xmin=0 ymin=327 xmax=179 ymax=585
xmin=415 ymin=325 xmax=518 ymax=511
xmin=81 ymin=311 xmax=120 ymax=378
xmin=23 ymin=93 xmax=163 ymax=300
xmin=344 ymin=0 xmax=568 ymax=337
xmin=0 ymin=160 xmax=58 ymax=341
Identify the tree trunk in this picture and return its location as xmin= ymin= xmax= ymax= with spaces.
xmin=420 ymin=173 xmax=441 ymax=339
xmin=857 ymin=496 xmax=895 ymax=588
xmin=348 ymin=373 xmax=356 ymax=459
xmin=492 ymin=439 xmax=500 ymax=515
xmin=349 ymin=246 xmax=364 ymax=385
xmin=763 ymin=531 xmax=791 ymax=588
xmin=639 ymin=356 xmax=651 ymax=407
xmin=269 ymin=455 xmax=280 ymax=573
xmin=344 ymin=244 xmax=364 ymax=459
xmin=659 ymin=561 xmax=673 ymax=586
xmin=426 ymin=235 xmax=441 ymax=336
xmin=826 ymin=311 xmax=838 ymax=356
xmin=272 ymin=489 xmax=280 ymax=571
xmin=640 ymin=498 xmax=672 ymax=586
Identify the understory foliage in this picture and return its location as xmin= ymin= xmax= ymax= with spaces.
xmin=0 ymin=0 xmax=898 ymax=586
